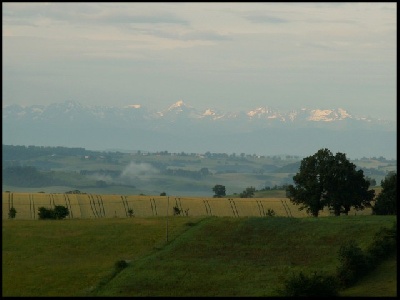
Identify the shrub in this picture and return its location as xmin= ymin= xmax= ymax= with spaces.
xmin=8 ymin=207 xmax=17 ymax=219
xmin=336 ymin=240 xmax=369 ymax=287
xmin=372 ymin=172 xmax=396 ymax=215
xmin=65 ymin=190 xmax=83 ymax=194
xmin=173 ymin=205 xmax=181 ymax=216
xmin=38 ymin=207 xmax=55 ymax=219
xmin=173 ymin=199 xmax=182 ymax=216
xmin=53 ymin=205 xmax=69 ymax=219
xmin=38 ymin=205 xmax=69 ymax=220
xmin=366 ymin=222 xmax=396 ymax=267
xmin=114 ymin=260 xmax=128 ymax=271
xmin=280 ymin=271 xmax=339 ymax=297
xmin=266 ymin=208 xmax=275 ymax=217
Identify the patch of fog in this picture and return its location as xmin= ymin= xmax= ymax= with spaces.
xmin=119 ymin=162 xmax=160 ymax=184
xmin=86 ymin=162 xmax=159 ymax=186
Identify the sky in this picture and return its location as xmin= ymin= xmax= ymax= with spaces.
xmin=2 ymin=2 xmax=397 ymax=121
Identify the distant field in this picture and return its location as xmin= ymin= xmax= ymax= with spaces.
xmin=2 ymin=192 xmax=374 ymax=220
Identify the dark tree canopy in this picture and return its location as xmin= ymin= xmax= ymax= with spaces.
xmin=286 ymin=148 xmax=375 ymax=217
xmin=212 ymin=184 xmax=226 ymax=198
xmin=38 ymin=205 xmax=69 ymax=220
xmin=372 ymin=171 xmax=397 ymax=215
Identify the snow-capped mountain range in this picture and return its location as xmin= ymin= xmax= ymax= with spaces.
xmin=2 ymin=99 xmax=393 ymax=124
xmin=2 ymin=100 xmax=396 ymax=159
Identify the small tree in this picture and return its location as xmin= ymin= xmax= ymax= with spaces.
xmin=239 ymin=186 xmax=256 ymax=198
xmin=212 ymin=184 xmax=226 ymax=198
xmin=8 ymin=207 xmax=17 ymax=219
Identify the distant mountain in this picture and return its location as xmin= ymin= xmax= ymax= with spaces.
xmin=2 ymin=100 xmax=396 ymax=159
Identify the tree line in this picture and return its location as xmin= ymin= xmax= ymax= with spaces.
xmin=3 ymin=144 xmax=94 ymax=161
xmin=2 ymin=166 xmax=66 ymax=187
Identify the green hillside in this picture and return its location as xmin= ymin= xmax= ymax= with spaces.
xmin=2 ymin=215 xmax=396 ymax=297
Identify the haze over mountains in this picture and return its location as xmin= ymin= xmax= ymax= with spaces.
xmin=2 ymin=100 xmax=396 ymax=159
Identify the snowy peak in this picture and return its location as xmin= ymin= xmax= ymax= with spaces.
xmin=160 ymin=100 xmax=202 ymax=119
xmin=247 ymin=107 xmax=273 ymax=117
xmin=337 ymin=108 xmax=352 ymax=118
xmin=125 ymin=104 xmax=141 ymax=109
xmin=308 ymin=108 xmax=352 ymax=122
xmin=203 ymin=108 xmax=216 ymax=116
xmin=247 ymin=106 xmax=285 ymax=120
xmin=167 ymin=100 xmax=192 ymax=112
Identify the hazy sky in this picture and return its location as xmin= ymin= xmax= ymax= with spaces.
xmin=2 ymin=2 xmax=396 ymax=121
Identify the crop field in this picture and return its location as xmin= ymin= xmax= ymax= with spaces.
xmin=3 ymin=192 xmax=373 ymax=220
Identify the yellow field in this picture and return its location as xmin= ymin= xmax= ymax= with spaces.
xmin=2 ymin=192 xmax=373 ymax=220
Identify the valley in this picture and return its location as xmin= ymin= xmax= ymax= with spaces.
xmin=2 ymin=145 xmax=396 ymax=197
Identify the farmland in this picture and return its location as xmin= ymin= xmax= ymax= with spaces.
xmin=2 ymin=215 xmax=396 ymax=297
xmin=2 ymin=192 xmax=375 ymax=220
xmin=2 ymin=145 xmax=396 ymax=296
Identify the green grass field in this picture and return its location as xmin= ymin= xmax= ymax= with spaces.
xmin=2 ymin=215 xmax=396 ymax=297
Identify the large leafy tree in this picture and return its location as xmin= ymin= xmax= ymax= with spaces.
xmin=286 ymin=148 xmax=375 ymax=217
xmin=372 ymin=171 xmax=397 ymax=215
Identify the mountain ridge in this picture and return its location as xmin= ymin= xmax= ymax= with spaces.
xmin=2 ymin=100 xmax=396 ymax=159
xmin=3 ymin=99 xmax=395 ymax=125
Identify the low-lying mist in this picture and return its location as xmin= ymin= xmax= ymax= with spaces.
xmin=88 ymin=162 xmax=160 ymax=186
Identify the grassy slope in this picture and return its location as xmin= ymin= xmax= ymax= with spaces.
xmin=2 ymin=216 xmax=396 ymax=297
xmin=2 ymin=217 xmax=201 ymax=297
xmin=2 ymin=216 xmax=397 ymax=296
xmin=92 ymin=215 xmax=396 ymax=297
